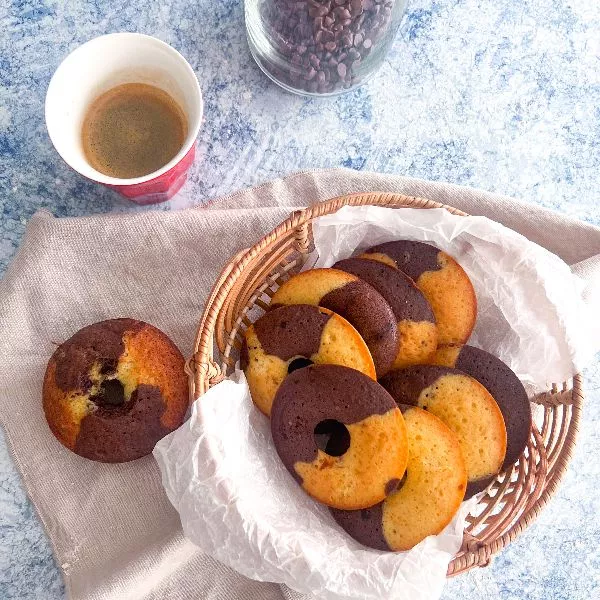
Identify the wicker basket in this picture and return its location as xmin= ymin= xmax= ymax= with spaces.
xmin=187 ymin=192 xmax=582 ymax=577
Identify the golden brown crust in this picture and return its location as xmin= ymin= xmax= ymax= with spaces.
xmin=426 ymin=343 xmax=462 ymax=367
xmin=271 ymin=365 xmax=408 ymax=510
xmin=381 ymin=407 xmax=467 ymax=550
xmin=361 ymin=245 xmax=477 ymax=346
xmin=330 ymin=406 xmax=467 ymax=551
xmin=43 ymin=360 xmax=91 ymax=449
xmin=393 ymin=320 xmax=438 ymax=369
xmin=381 ymin=366 xmax=507 ymax=496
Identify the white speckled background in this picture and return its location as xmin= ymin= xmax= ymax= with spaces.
xmin=0 ymin=0 xmax=599 ymax=598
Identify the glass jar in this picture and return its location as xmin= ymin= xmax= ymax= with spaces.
xmin=245 ymin=0 xmax=407 ymax=96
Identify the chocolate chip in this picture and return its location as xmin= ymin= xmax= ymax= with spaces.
xmin=385 ymin=477 xmax=400 ymax=495
xmin=100 ymin=359 xmax=118 ymax=376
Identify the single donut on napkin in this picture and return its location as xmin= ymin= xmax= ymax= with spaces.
xmin=428 ymin=344 xmax=532 ymax=474
xmin=380 ymin=365 xmax=506 ymax=499
xmin=360 ymin=241 xmax=477 ymax=345
xmin=270 ymin=268 xmax=399 ymax=377
xmin=271 ymin=364 xmax=408 ymax=510
xmin=331 ymin=405 xmax=467 ymax=551
xmin=332 ymin=257 xmax=438 ymax=368
xmin=43 ymin=318 xmax=188 ymax=463
xmin=241 ymin=304 xmax=376 ymax=416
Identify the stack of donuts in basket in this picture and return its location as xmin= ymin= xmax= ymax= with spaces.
xmin=241 ymin=240 xmax=532 ymax=552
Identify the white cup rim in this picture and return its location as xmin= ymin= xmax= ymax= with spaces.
xmin=45 ymin=32 xmax=203 ymax=186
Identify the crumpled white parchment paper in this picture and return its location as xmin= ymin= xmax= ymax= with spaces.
xmin=155 ymin=206 xmax=599 ymax=600
xmin=310 ymin=206 xmax=599 ymax=390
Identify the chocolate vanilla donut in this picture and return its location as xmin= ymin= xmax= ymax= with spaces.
xmin=428 ymin=344 xmax=532 ymax=472
xmin=380 ymin=365 xmax=506 ymax=499
xmin=270 ymin=268 xmax=399 ymax=377
xmin=241 ymin=304 xmax=376 ymax=416
xmin=361 ymin=241 xmax=477 ymax=346
xmin=271 ymin=365 xmax=408 ymax=510
xmin=331 ymin=406 xmax=467 ymax=551
xmin=43 ymin=318 xmax=188 ymax=463
xmin=332 ymin=257 xmax=438 ymax=368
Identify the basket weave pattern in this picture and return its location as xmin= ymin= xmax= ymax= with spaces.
xmin=188 ymin=193 xmax=582 ymax=577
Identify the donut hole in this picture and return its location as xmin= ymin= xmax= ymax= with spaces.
xmin=314 ymin=419 xmax=350 ymax=457
xmin=92 ymin=379 xmax=126 ymax=409
xmin=288 ymin=357 xmax=314 ymax=374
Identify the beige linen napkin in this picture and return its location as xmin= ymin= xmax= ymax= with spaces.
xmin=1 ymin=168 xmax=599 ymax=600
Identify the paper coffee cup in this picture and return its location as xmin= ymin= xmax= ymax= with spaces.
xmin=45 ymin=32 xmax=203 ymax=205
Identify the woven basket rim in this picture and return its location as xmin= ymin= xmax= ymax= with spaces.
xmin=188 ymin=191 xmax=583 ymax=579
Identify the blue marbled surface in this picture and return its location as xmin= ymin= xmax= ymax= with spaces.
xmin=1 ymin=0 xmax=599 ymax=598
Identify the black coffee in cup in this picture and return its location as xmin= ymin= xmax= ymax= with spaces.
xmin=82 ymin=83 xmax=187 ymax=179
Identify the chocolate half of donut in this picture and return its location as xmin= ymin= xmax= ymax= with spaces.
xmin=365 ymin=240 xmax=442 ymax=281
xmin=319 ymin=278 xmax=399 ymax=377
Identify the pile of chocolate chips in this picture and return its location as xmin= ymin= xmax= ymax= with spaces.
xmin=259 ymin=0 xmax=396 ymax=94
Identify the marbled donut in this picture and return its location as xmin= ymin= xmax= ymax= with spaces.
xmin=331 ymin=406 xmax=467 ymax=551
xmin=361 ymin=241 xmax=477 ymax=345
xmin=380 ymin=365 xmax=506 ymax=499
xmin=270 ymin=268 xmax=399 ymax=377
xmin=428 ymin=344 xmax=532 ymax=475
xmin=271 ymin=365 xmax=408 ymax=510
xmin=43 ymin=318 xmax=188 ymax=463
xmin=241 ymin=304 xmax=376 ymax=416
xmin=333 ymin=257 xmax=438 ymax=368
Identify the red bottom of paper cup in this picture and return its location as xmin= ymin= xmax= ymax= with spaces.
xmin=107 ymin=144 xmax=196 ymax=205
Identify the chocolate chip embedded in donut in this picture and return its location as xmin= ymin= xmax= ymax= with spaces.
xmin=333 ymin=257 xmax=438 ymax=368
xmin=430 ymin=345 xmax=532 ymax=474
xmin=91 ymin=379 xmax=126 ymax=408
xmin=271 ymin=364 xmax=408 ymax=510
xmin=385 ymin=478 xmax=401 ymax=495
xmin=243 ymin=305 xmax=376 ymax=416
xmin=380 ymin=365 xmax=506 ymax=499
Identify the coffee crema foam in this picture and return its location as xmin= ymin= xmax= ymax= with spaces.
xmin=82 ymin=83 xmax=187 ymax=179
